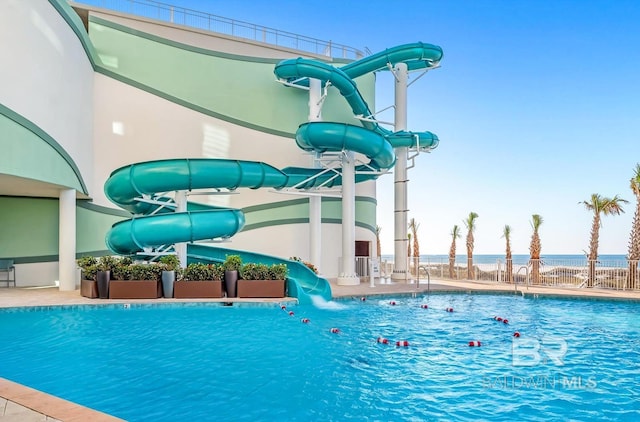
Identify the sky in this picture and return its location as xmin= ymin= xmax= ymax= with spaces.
xmin=101 ymin=0 xmax=640 ymax=255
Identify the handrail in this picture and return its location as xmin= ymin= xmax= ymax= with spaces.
xmin=515 ymin=265 xmax=529 ymax=294
xmin=417 ymin=265 xmax=430 ymax=295
xmin=69 ymin=0 xmax=366 ymax=59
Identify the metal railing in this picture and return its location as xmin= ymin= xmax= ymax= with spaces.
xmin=70 ymin=0 xmax=366 ymax=59
xmin=415 ymin=257 xmax=640 ymax=291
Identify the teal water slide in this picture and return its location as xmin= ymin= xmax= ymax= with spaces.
xmin=104 ymin=42 xmax=443 ymax=304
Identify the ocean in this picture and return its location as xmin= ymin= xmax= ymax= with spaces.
xmin=380 ymin=254 xmax=629 ymax=266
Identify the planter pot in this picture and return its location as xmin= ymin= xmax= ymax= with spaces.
xmin=237 ymin=279 xmax=286 ymax=298
xmin=174 ymin=281 xmax=223 ymax=298
xmin=162 ymin=271 xmax=175 ymax=298
xmin=224 ymin=270 xmax=238 ymax=298
xmin=96 ymin=270 xmax=111 ymax=299
xmin=80 ymin=279 xmax=98 ymax=299
xmin=109 ymin=280 xmax=162 ymax=299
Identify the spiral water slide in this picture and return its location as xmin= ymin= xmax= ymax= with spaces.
xmin=103 ymin=42 xmax=442 ymax=304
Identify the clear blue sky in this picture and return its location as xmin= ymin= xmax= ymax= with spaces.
xmin=123 ymin=0 xmax=640 ymax=255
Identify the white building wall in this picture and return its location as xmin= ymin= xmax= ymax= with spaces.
xmin=0 ymin=1 xmax=94 ymax=192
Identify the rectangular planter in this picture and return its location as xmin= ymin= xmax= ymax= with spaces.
xmin=80 ymin=279 xmax=98 ymax=298
xmin=109 ymin=280 xmax=162 ymax=299
xmin=174 ymin=281 xmax=223 ymax=298
xmin=237 ymin=279 xmax=286 ymax=298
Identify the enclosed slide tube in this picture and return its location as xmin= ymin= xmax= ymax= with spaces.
xmin=274 ymin=42 xmax=443 ymax=151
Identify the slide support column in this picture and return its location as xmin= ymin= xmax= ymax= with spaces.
xmin=337 ymin=150 xmax=359 ymax=285
xmin=58 ymin=188 xmax=76 ymax=291
xmin=175 ymin=190 xmax=188 ymax=267
xmin=392 ymin=62 xmax=409 ymax=282
xmin=309 ymin=78 xmax=322 ymax=273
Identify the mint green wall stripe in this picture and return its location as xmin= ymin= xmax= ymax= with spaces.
xmin=89 ymin=16 xmax=283 ymax=64
xmin=88 ymin=17 xmax=374 ymax=135
xmin=242 ymin=196 xmax=377 ymax=235
xmin=0 ymin=104 xmax=88 ymax=194
xmin=96 ymin=66 xmax=294 ymax=138
xmin=48 ymin=0 xmax=101 ymax=69
xmin=0 ymin=197 xmax=123 ymax=262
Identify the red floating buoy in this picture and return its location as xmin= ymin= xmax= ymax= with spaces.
xmin=389 ymin=301 xmax=397 ymax=306
xmin=330 ymin=328 xmax=340 ymax=334
xmin=420 ymin=304 xmax=429 ymax=309
xmin=377 ymin=337 xmax=389 ymax=344
xmin=503 ymin=319 xmax=509 ymax=324
xmin=288 ymin=311 xmax=294 ymax=316
xmin=280 ymin=305 xmax=286 ymax=310
xmin=301 ymin=318 xmax=310 ymax=323
xmin=468 ymin=341 xmax=482 ymax=347
xmin=396 ymin=340 xmax=410 ymax=347
xmin=446 ymin=307 xmax=454 ymax=312
xmin=513 ymin=331 xmax=520 ymax=338
xmin=494 ymin=316 xmax=503 ymax=321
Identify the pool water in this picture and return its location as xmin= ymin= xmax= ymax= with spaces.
xmin=1 ymin=294 xmax=639 ymax=421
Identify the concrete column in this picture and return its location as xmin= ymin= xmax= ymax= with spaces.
xmin=175 ymin=190 xmax=188 ymax=268
xmin=58 ymin=189 xmax=76 ymax=291
xmin=392 ymin=62 xmax=409 ymax=281
xmin=337 ymin=150 xmax=359 ymax=285
xmin=309 ymin=78 xmax=322 ymax=273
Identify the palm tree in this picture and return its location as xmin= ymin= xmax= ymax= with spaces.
xmin=407 ymin=233 xmax=412 ymax=259
xmin=627 ymin=165 xmax=640 ymax=289
xmin=449 ymin=225 xmax=461 ymax=279
xmin=375 ymin=225 xmax=382 ymax=258
xmin=409 ymin=218 xmax=420 ymax=277
xmin=464 ymin=212 xmax=479 ymax=280
xmin=529 ymin=214 xmax=543 ymax=284
xmin=581 ymin=193 xmax=627 ymax=287
xmin=502 ymin=225 xmax=513 ymax=283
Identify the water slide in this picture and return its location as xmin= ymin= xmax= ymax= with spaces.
xmin=104 ymin=42 xmax=443 ymax=304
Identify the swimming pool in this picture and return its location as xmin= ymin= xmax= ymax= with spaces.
xmin=1 ymin=294 xmax=639 ymax=421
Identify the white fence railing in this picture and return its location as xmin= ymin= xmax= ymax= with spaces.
xmin=351 ymin=257 xmax=640 ymax=291
xmin=70 ymin=0 xmax=366 ymax=59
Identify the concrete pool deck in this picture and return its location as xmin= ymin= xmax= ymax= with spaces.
xmin=1 ymin=278 xmax=639 ymax=421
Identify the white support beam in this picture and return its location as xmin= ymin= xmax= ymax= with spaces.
xmin=58 ymin=189 xmax=76 ymax=291
xmin=337 ymin=150 xmax=359 ymax=285
xmin=392 ymin=62 xmax=409 ymax=282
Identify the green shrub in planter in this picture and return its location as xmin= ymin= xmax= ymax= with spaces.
xmin=270 ymin=264 xmax=288 ymax=280
xmin=77 ymin=256 xmax=97 ymax=281
xmin=211 ymin=264 xmax=224 ymax=281
xmin=130 ymin=263 xmax=163 ymax=281
xmin=223 ymin=255 xmax=242 ymax=272
xmin=97 ymin=255 xmax=119 ymax=272
xmin=160 ymin=254 xmax=181 ymax=271
xmin=184 ymin=263 xmax=216 ymax=281
xmin=112 ymin=257 xmax=133 ymax=280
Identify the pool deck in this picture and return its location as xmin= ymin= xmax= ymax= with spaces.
xmin=1 ymin=278 xmax=639 ymax=421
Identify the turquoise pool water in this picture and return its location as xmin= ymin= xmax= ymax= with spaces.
xmin=1 ymin=294 xmax=639 ymax=421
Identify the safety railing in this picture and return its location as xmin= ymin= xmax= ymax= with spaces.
xmin=411 ymin=257 xmax=640 ymax=291
xmin=70 ymin=0 xmax=366 ymax=59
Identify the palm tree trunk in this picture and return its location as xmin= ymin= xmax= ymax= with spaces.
xmin=587 ymin=217 xmax=600 ymax=287
xmin=506 ymin=259 xmax=513 ymax=283
xmin=531 ymin=259 xmax=540 ymax=284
